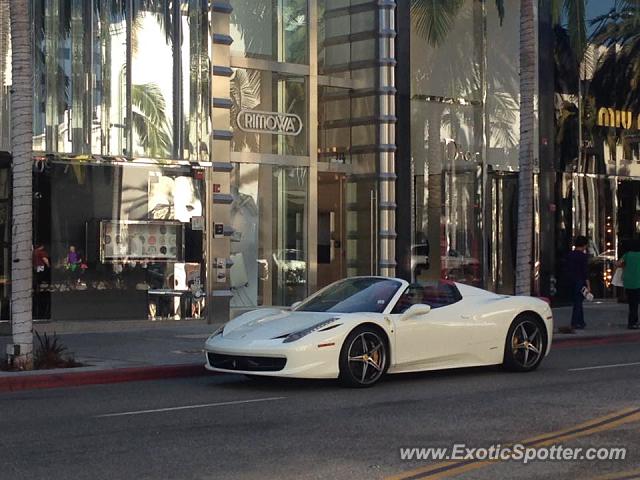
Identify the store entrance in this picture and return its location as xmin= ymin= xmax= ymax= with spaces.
xmin=618 ymin=180 xmax=640 ymax=255
xmin=317 ymin=172 xmax=346 ymax=289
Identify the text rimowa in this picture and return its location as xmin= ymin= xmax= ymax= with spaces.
xmin=237 ymin=109 xmax=303 ymax=136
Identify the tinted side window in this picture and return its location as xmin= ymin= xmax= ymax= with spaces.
xmin=391 ymin=282 xmax=462 ymax=314
xmin=421 ymin=283 xmax=462 ymax=308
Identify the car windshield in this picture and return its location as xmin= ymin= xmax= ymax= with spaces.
xmin=296 ymin=278 xmax=402 ymax=313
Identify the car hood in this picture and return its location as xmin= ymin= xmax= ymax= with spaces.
xmin=221 ymin=309 xmax=342 ymax=341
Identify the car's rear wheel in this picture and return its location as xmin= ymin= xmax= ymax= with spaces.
xmin=503 ymin=314 xmax=546 ymax=372
xmin=339 ymin=326 xmax=388 ymax=387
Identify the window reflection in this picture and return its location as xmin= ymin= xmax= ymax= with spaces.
xmin=33 ymin=162 xmax=205 ymax=320
xmin=230 ymin=68 xmax=307 ymax=155
xmin=553 ymin=1 xmax=640 ymax=301
xmin=412 ymin=100 xmax=483 ymax=287
xmin=486 ymin=2 xmax=520 ymax=172
xmin=30 ymin=0 xmax=209 ymax=160
xmin=94 ymin=0 xmax=128 ymax=155
xmin=410 ymin=0 xmax=485 ymax=288
xmin=182 ymin=0 xmax=210 ymax=162
xmin=410 ymin=0 xmax=480 ymax=103
xmin=318 ymin=1 xmax=376 ymax=78
xmin=230 ymin=0 xmax=308 ymax=64
xmin=131 ymin=0 xmax=174 ymax=158
xmin=318 ymin=86 xmax=352 ymax=164
xmin=557 ymin=174 xmax=618 ymax=301
xmin=230 ymin=163 xmax=307 ymax=307
xmin=555 ymin=0 xmax=640 ymax=176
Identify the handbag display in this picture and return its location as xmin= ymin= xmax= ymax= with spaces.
xmin=612 ymin=267 xmax=624 ymax=288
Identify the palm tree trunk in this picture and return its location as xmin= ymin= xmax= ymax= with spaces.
xmin=515 ymin=0 xmax=535 ymax=296
xmin=9 ymin=0 xmax=33 ymax=368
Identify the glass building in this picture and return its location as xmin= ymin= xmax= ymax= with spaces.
xmin=0 ymin=0 xmax=638 ymax=323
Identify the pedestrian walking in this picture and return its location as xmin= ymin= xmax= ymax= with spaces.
xmin=566 ymin=236 xmax=590 ymax=329
xmin=32 ymin=244 xmax=50 ymax=319
xmin=617 ymin=239 xmax=640 ymax=329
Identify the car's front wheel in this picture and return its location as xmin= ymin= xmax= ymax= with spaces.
xmin=503 ymin=314 xmax=547 ymax=372
xmin=339 ymin=326 xmax=388 ymax=387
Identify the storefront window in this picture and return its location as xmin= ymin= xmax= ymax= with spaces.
xmin=0 ymin=2 xmax=10 ymax=151
xmin=230 ymin=0 xmax=308 ymax=65
xmin=553 ymin=1 xmax=640 ymax=299
xmin=231 ymin=68 xmax=307 ymax=156
xmin=33 ymin=162 xmax=205 ymax=320
xmin=410 ymin=0 xmax=484 ymax=287
xmin=410 ymin=0 xmax=481 ymax=103
xmin=230 ymin=163 xmax=307 ymax=307
xmin=92 ymin=0 xmax=128 ymax=156
xmin=486 ymin=2 xmax=520 ymax=172
xmin=555 ymin=1 xmax=640 ymax=176
xmin=318 ymin=86 xmax=352 ymax=164
xmin=182 ymin=0 xmax=210 ymax=162
xmin=556 ymin=174 xmax=618 ymax=301
xmin=31 ymin=0 xmax=194 ymax=160
xmin=131 ymin=0 xmax=174 ymax=158
xmin=318 ymin=0 xmax=377 ymax=77
xmin=412 ymin=101 xmax=484 ymax=287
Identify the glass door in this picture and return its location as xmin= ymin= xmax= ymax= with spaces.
xmin=317 ymin=172 xmax=345 ymax=289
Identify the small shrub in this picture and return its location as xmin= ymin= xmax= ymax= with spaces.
xmin=33 ymin=332 xmax=81 ymax=369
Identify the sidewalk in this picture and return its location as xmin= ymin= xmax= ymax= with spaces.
xmin=0 ymin=302 xmax=637 ymax=392
xmin=0 ymin=320 xmax=222 ymax=392
xmin=552 ymin=300 xmax=635 ymax=339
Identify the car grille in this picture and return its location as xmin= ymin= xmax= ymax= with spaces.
xmin=207 ymin=352 xmax=286 ymax=372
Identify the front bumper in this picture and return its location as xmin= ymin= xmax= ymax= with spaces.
xmin=204 ymin=336 xmax=341 ymax=379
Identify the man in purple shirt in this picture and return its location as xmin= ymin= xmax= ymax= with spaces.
xmin=566 ymin=236 xmax=591 ymax=329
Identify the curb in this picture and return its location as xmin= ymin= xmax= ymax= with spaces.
xmin=0 ymin=363 xmax=208 ymax=393
xmin=553 ymin=332 xmax=640 ymax=348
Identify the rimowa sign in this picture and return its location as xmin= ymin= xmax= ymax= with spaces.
xmin=236 ymin=109 xmax=303 ymax=136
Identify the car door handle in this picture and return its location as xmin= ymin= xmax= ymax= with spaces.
xmin=460 ymin=314 xmax=472 ymax=319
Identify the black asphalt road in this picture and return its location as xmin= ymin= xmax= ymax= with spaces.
xmin=1 ymin=341 xmax=639 ymax=480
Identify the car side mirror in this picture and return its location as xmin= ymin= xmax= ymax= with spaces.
xmin=403 ymin=303 xmax=431 ymax=318
xmin=291 ymin=301 xmax=302 ymax=310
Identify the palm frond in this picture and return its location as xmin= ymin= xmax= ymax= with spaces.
xmin=131 ymin=82 xmax=172 ymax=157
xmin=231 ymin=68 xmax=261 ymax=113
xmin=551 ymin=0 xmax=562 ymax=26
xmin=564 ymin=0 xmax=587 ymax=61
xmin=230 ymin=68 xmax=261 ymax=152
xmin=410 ymin=0 xmax=465 ymax=47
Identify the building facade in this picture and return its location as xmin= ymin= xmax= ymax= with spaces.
xmin=0 ymin=0 xmax=637 ymax=323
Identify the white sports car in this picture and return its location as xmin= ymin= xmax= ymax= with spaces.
xmin=204 ymin=277 xmax=553 ymax=387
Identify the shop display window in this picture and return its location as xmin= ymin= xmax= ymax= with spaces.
xmin=33 ymin=162 xmax=205 ymax=320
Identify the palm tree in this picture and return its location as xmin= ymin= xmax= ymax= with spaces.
xmin=515 ymin=0 xmax=536 ymax=295
xmin=9 ymin=0 xmax=34 ymax=369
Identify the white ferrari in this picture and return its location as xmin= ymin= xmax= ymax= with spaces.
xmin=204 ymin=277 xmax=553 ymax=387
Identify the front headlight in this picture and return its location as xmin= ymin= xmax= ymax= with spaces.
xmin=283 ymin=318 xmax=339 ymax=343
xmin=207 ymin=324 xmax=225 ymax=341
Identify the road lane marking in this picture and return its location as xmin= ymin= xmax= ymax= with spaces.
xmin=387 ymin=406 xmax=640 ymax=480
xmin=569 ymin=362 xmax=640 ymax=372
xmin=95 ymin=396 xmax=286 ymax=418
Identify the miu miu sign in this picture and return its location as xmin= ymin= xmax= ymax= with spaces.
xmin=237 ymin=109 xmax=303 ymax=136
xmin=597 ymin=107 xmax=640 ymax=130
